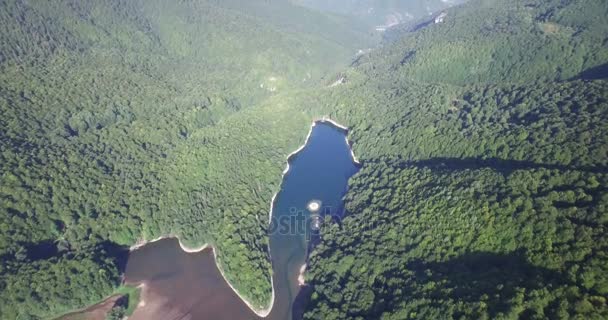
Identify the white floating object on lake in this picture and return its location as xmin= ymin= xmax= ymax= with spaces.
xmin=307 ymin=200 xmax=321 ymax=213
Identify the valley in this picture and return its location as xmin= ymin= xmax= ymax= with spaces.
xmin=1 ymin=0 xmax=607 ymax=319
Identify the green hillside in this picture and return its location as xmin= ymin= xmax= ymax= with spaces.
xmin=354 ymin=0 xmax=607 ymax=85
xmin=300 ymin=0 xmax=608 ymax=319
xmin=0 ymin=0 xmax=370 ymax=318
xmin=1 ymin=0 xmax=607 ymax=319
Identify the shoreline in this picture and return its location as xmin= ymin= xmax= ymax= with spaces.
xmin=264 ymin=116 xmax=359 ymax=309
xmin=130 ymin=235 xmax=209 ymax=253
xmin=259 ymin=119 xmax=319 ymax=314
xmin=130 ymin=236 xmax=274 ymax=317
xmin=51 ymin=294 xmax=123 ymax=320
xmin=267 ymin=120 xmax=317 ymax=224
xmin=135 ymin=283 xmax=147 ymax=308
xmin=316 ymin=117 xmax=361 ymax=165
xmin=297 ymin=264 xmax=307 ymax=286
xmin=209 ymin=245 xmax=275 ymax=317
xmin=128 ymin=117 xmax=359 ymax=319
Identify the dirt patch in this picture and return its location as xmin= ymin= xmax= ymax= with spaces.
xmin=58 ymin=295 xmax=122 ymax=320
xmin=539 ymin=22 xmax=560 ymax=34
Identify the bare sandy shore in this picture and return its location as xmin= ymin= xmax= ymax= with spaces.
xmin=297 ymin=264 xmax=307 ymax=286
xmin=57 ymin=295 xmax=123 ymax=320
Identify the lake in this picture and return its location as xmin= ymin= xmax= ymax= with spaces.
xmin=266 ymin=121 xmax=360 ymax=320
xmin=123 ymin=121 xmax=359 ymax=320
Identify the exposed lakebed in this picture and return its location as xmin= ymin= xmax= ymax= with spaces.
xmin=122 ymin=121 xmax=359 ymax=320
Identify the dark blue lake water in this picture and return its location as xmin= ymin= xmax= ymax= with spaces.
xmin=267 ymin=121 xmax=360 ymax=320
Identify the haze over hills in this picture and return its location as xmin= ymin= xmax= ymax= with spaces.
xmin=290 ymin=0 xmax=467 ymax=28
xmin=1 ymin=0 xmax=607 ymax=319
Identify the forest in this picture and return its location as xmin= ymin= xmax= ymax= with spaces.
xmin=1 ymin=0 xmax=607 ymax=319
xmin=300 ymin=0 xmax=608 ymax=319
xmin=0 ymin=0 xmax=370 ymax=318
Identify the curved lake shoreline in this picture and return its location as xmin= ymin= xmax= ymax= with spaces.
xmin=316 ymin=117 xmax=361 ymax=165
xmin=266 ymin=119 xmax=360 ymax=319
xmin=124 ymin=239 xmax=262 ymax=320
xmin=129 ymin=236 xmax=274 ymax=317
xmin=269 ymin=118 xmax=360 ymax=218
xmin=72 ymin=118 xmax=360 ymax=320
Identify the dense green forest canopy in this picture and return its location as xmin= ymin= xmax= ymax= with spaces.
xmin=0 ymin=0 xmax=371 ymax=318
xmin=1 ymin=0 xmax=607 ymax=319
xmin=298 ymin=0 xmax=608 ymax=319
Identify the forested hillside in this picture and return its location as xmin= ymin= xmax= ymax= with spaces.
xmin=356 ymin=0 xmax=608 ymax=84
xmin=0 ymin=0 xmax=370 ymax=318
xmin=300 ymin=0 xmax=608 ymax=319
xmin=2 ymin=0 xmax=607 ymax=319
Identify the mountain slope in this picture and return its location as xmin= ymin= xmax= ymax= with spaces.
xmin=0 ymin=1 xmax=370 ymax=318
xmin=1 ymin=0 xmax=607 ymax=319
xmin=353 ymin=0 xmax=608 ymax=84
xmin=298 ymin=0 xmax=608 ymax=319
